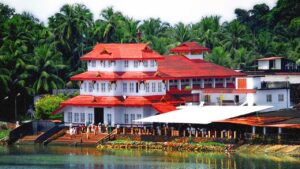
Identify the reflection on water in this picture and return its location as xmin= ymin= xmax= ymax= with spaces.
xmin=0 ymin=145 xmax=299 ymax=169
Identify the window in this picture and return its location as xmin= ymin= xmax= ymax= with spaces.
xmin=266 ymin=94 xmax=272 ymax=102
xmin=158 ymin=82 xmax=162 ymax=92
xmin=84 ymin=83 xmax=87 ymax=92
xmin=130 ymin=114 xmax=135 ymax=123
xmin=124 ymin=114 xmax=129 ymax=124
xmin=74 ymin=113 xmax=79 ymax=122
xmin=137 ymin=114 xmax=142 ymax=120
xmin=91 ymin=60 xmax=96 ymax=67
xmin=88 ymin=113 xmax=93 ymax=124
xmin=278 ymin=94 xmax=284 ymax=102
xmin=102 ymin=61 xmax=106 ymax=67
xmin=150 ymin=60 xmax=155 ymax=67
xmin=80 ymin=113 xmax=85 ymax=123
xmin=96 ymin=83 xmax=99 ymax=92
xmin=67 ymin=112 xmax=72 ymax=122
xmin=134 ymin=61 xmax=139 ymax=68
xmin=108 ymin=83 xmax=112 ymax=91
xmin=145 ymin=83 xmax=150 ymax=92
xmin=151 ymin=82 xmax=156 ymax=92
xmin=129 ymin=83 xmax=134 ymax=92
xmin=88 ymin=82 xmax=93 ymax=92
xmin=108 ymin=61 xmax=112 ymax=67
xmin=111 ymin=61 xmax=116 ymax=66
xmin=124 ymin=60 xmax=129 ymax=67
xmin=101 ymin=83 xmax=106 ymax=92
xmin=143 ymin=61 xmax=148 ymax=67
xmin=107 ymin=114 xmax=112 ymax=125
xmin=123 ymin=82 xmax=127 ymax=93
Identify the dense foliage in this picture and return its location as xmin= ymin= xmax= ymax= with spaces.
xmin=0 ymin=0 xmax=299 ymax=120
xmin=34 ymin=95 xmax=67 ymax=120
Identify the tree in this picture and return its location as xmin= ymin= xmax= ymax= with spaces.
xmin=173 ymin=22 xmax=192 ymax=43
xmin=34 ymin=95 xmax=66 ymax=120
xmin=29 ymin=44 xmax=66 ymax=95
xmin=206 ymin=46 xmax=232 ymax=68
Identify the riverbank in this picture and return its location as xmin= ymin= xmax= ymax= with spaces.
xmin=97 ymin=140 xmax=226 ymax=152
xmin=237 ymin=144 xmax=300 ymax=157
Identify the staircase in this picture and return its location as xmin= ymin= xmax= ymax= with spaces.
xmin=17 ymin=133 xmax=44 ymax=145
xmin=49 ymin=132 xmax=108 ymax=146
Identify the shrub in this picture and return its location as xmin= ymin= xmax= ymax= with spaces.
xmin=34 ymin=95 xmax=66 ymax=120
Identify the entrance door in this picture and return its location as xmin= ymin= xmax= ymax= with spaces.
xmin=94 ymin=108 xmax=104 ymax=124
xmin=234 ymin=95 xmax=240 ymax=104
xmin=136 ymin=82 xmax=139 ymax=93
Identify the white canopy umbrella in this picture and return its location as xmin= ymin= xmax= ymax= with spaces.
xmin=135 ymin=106 xmax=272 ymax=124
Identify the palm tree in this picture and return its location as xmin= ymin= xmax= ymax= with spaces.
xmin=99 ymin=7 xmax=124 ymax=43
xmin=173 ymin=22 xmax=192 ymax=43
xmin=29 ymin=44 xmax=66 ymax=94
xmin=120 ymin=17 xmax=140 ymax=43
xmin=48 ymin=4 xmax=93 ymax=70
xmin=205 ymin=46 xmax=232 ymax=68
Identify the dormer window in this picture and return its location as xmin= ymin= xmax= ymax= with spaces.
xmin=150 ymin=60 xmax=155 ymax=67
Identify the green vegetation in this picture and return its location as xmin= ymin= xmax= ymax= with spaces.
xmin=0 ymin=0 xmax=299 ymax=120
xmin=34 ymin=95 xmax=68 ymax=120
xmin=193 ymin=141 xmax=225 ymax=147
xmin=0 ymin=130 xmax=9 ymax=139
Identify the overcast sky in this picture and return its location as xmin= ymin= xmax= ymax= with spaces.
xmin=1 ymin=0 xmax=277 ymax=25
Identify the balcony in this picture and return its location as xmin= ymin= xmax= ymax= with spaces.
xmin=260 ymin=82 xmax=289 ymax=89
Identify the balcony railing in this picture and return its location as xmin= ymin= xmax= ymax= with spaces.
xmin=261 ymin=82 xmax=289 ymax=89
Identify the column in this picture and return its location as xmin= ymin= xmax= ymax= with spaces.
xmin=252 ymin=126 xmax=256 ymax=134
xmin=189 ymin=79 xmax=193 ymax=88
xmin=177 ymin=80 xmax=182 ymax=90
xmin=263 ymin=127 xmax=267 ymax=135
xmin=212 ymin=78 xmax=216 ymax=88
xmin=167 ymin=80 xmax=170 ymax=91
xmin=201 ymin=79 xmax=204 ymax=88
xmin=278 ymin=127 xmax=282 ymax=134
xmin=223 ymin=78 xmax=227 ymax=88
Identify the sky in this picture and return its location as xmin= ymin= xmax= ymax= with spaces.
xmin=1 ymin=0 xmax=277 ymax=25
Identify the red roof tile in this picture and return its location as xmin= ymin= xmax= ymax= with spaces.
xmin=152 ymin=103 xmax=177 ymax=114
xmin=81 ymin=43 xmax=164 ymax=60
xmin=256 ymin=56 xmax=283 ymax=61
xmin=70 ymin=71 xmax=169 ymax=81
xmin=157 ymin=55 xmax=245 ymax=78
xmin=169 ymin=42 xmax=209 ymax=53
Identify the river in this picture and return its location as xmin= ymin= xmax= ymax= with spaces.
xmin=0 ymin=145 xmax=299 ymax=169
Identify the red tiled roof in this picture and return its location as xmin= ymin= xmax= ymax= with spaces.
xmin=169 ymin=42 xmax=209 ymax=53
xmin=202 ymin=88 xmax=256 ymax=94
xmin=81 ymin=43 xmax=164 ymax=60
xmin=152 ymin=103 xmax=177 ymax=114
xmin=256 ymin=56 xmax=283 ymax=61
xmin=53 ymin=95 xmax=185 ymax=115
xmin=70 ymin=71 xmax=169 ymax=81
xmin=157 ymin=55 xmax=245 ymax=78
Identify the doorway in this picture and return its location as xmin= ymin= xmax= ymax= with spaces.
xmin=94 ymin=108 xmax=104 ymax=124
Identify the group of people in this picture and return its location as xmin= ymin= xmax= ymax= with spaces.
xmin=69 ymin=123 xmax=110 ymax=139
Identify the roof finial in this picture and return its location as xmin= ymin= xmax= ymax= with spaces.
xmin=137 ymin=29 xmax=142 ymax=44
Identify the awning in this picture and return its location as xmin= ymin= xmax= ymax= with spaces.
xmin=135 ymin=105 xmax=272 ymax=124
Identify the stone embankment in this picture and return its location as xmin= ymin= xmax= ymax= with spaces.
xmin=97 ymin=141 xmax=226 ymax=152
xmin=237 ymin=144 xmax=300 ymax=157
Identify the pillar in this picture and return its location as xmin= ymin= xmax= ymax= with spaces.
xmin=263 ymin=127 xmax=267 ymax=135
xmin=278 ymin=127 xmax=282 ymax=134
xmin=214 ymin=130 xmax=217 ymax=138
xmin=201 ymin=129 xmax=204 ymax=138
xmin=234 ymin=131 xmax=237 ymax=139
xmin=208 ymin=130 xmax=211 ymax=138
xmin=123 ymin=127 xmax=126 ymax=134
xmin=183 ymin=130 xmax=186 ymax=137
xmin=189 ymin=79 xmax=193 ymax=88
xmin=177 ymin=80 xmax=182 ymax=90
xmin=221 ymin=131 xmax=223 ymax=138
xmin=227 ymin=131 xmax=231 ymax=139
xmin=223 ymin=78 xmax=227 ymax=88
xmin=212 ymin=78 xmax=216 ymax=88
xmin=201 ymin=79 xmax=204 ymax=88
xmin=252 ymin=126 xmax=256 ymax=134
xmin=167 ymin=80 xmax=170 ymax=91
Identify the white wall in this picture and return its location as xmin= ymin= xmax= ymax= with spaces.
xmin=203 ymin=93 xmax=247 ymax=105
xmin=275 ymin=59 xmax=281 ymax=70
xmin=63 ymin=106 xmax=94 ymax=125
xmin=254 ymin=89 xmax=290 ymax=111
xmin=185 ymin=53 xmax=204 ymax=60
xmin=258 ymin=60 xmax=269 ymax=70
xmin=87 ymin=60 xmax=157 ymax=72
xmin=261 ymin=75 xmax=300 ymax=84
xmin=80 ymin=80 xmax=166 ymax=96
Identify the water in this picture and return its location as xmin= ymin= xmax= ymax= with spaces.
xmin=0 ymin=145 xmax=299 ymax=169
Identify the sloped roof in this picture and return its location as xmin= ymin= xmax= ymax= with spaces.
xmin=81 ymin=43 xmax=164 ymax=60
xmin=256 ymin=56 xmax=283 ymax=61
xmin=157 ymin=55 xmax=245 ymax=78
xmin=169 ymin=42 xmax=209 ymax=53
xmin=70 ymin=71 xmax=169 ymax=81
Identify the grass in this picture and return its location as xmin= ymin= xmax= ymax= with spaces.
xmin=0 ymin=130 xmax=10 ymax=140
xmin=193 ymin=141 xmax=225 ymax=147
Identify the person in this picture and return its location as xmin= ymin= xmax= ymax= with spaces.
xmin=94 ymin=125 xmax=98 ymax=135
xmin=15 ymin=121 xmax=20 ymax=128
xmin=86 ymin=125 xmax=90 ymax=139
xmin=98 ymin=123 xmax=102 ymax=134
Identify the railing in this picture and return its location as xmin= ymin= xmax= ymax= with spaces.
xmin=35 ymin=123 xmax=66 ymax=144
xmin=261 ymin=82 xmax=289 ymax=89
xmin=8 ymin=122 xmax=33 ymax=144
xmin=97 ymin=129 xmax=117 ymax=145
